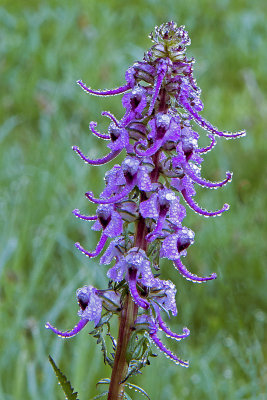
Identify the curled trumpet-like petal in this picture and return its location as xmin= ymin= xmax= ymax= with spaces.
xmin=77 ymin=80 xmax=131 ymax=96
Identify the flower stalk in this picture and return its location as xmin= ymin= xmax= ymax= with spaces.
xmin=108 ymin=294 xmax=138 ymax=399
xmin=46 ymin=22 xmax=245 ymax=399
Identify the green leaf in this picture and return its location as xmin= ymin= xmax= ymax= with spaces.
xmin=95 ymin=312 xmax=113 ymax=329
xmin=48 ymin=355 xmax=78 ymax=400
xmin=96 ymin=378 xmax=110 ymax=387
xmin=90 ymin=390 xmax=109 ymax=400
xmin=124 ymin=383 xmax=151 ymax=400
xmin=90 ymin=327 xmax=114 ymax=367
xmin=123 ymin=392 xmax=133 ymax=400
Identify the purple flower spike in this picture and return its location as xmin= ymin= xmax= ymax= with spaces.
xmin=72 ymin=145 xmax=121 ymax=166
xmin=75 ymin=233 xmax=108 ymax=258
xmin=77 ymin=80 xmax=131 ymax=96
xmin=149 ymin=329 xmax=189 ymax=368
xmin=196 ymin=134 xmax=216 ymax=154
xmin=72 ymin=209 xmax=97 ymax=221
xmin=89 ymin=121 xmax=110 ymax=140
xmin=63 ymin=22 xmax=246 ymax=378
xmin=45 ymin=319 xmax=89 ymax=338
xmin=174 ymin=258 xmax=217 ymax=283
xmin=181 ymin=189 xmax=230 ymax=217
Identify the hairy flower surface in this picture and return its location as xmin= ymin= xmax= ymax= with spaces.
xmin=47 ymin=22 xmax=245 ymax=391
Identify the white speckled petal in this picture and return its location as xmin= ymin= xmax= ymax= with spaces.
xmin=137 ymin=167 xmax=153 ymax=191
xmin=161 ymin=234 xmax=180 ymax=260
xmin=104 ymin=211 xmax=123 ymax=237
xmin=140 ymin=193 xmax=159 ymax=219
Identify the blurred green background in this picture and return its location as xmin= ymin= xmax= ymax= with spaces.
xmin=0 ymin=0 xmax=266 ymax=399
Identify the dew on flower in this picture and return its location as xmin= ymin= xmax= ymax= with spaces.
xmin=46 ymin=21 xmax=245 ymax=399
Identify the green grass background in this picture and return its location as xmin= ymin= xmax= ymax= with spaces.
xmin=0 ymin=0 xmax=266 ymax=399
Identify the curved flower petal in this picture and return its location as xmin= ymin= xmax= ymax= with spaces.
xmin=101 ymin=111 xmax=120 ymax=126
xmin=75 ymin=234 xmax=108 ymax=258
xmin=174 ymin=258 xmax=217 ymax=283
xmin=45 ymin=319 xmax=89 ymax=338
xmin=128 ymin=268 xmax=149 ymax=309
xmin=150 ymin=330 xmax=189 ymax=367
xmin=86 ymin=186 xmax=132 ymax=205
xmin=157 ymin=312 xmax=190 ymax=341
xmin=181 ymin=189 xmax=230 ymax=217
xmin=183 ymin=163 xmax=233 ymax=189
xmin=196 ymin=134 xmax=216 ymax=153
xmin=72 ymin=209 xmax=97 ymax=221
xmin=77 ymin=80 xmax=131 ymax=96
xmin=148 ymin=59 xmax=168 ymax=116
xmin=181 ymin=98 xmax=246 ymax=139
xmin=89 ymin=121 xmax=110 ymax=140
xmin=73 ymin=146 xmax=121 ymax=166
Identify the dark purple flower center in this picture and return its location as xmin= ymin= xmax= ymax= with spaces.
xmin=159 ymin=202 xmax=170 ymax=216
xmin=156 ymin=125 xmax=168 ymax=140
xmin=176 ymin=236 xmax=191 ymax=253
xmin=182 ymin=140 xmax=194 ymax=160
xmin=97 ymin=206 xmax=112 ymax=228
xmin=130 ymin=93 xmax=142 ymax=110
xmin=77 ymin=292 xmax=89 ymax=310
xmin=99 ymin=215 xmax=111 ymax=228
xmin=128 ymin=266 xmax=137 ymax=279
xmin=109 ymin=126 xmax=121 ymax=142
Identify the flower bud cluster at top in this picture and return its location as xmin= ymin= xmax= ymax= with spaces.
xmin=46 ymin=22 xmax=245 ymax=368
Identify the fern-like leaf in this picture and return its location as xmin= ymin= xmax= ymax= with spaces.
xmin=49 ymin=355 xmax=79 ymax=400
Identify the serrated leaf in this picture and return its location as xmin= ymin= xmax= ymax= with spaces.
xmin=125 ymin=383 xmax=151 ymax=400
xmin=49 ymin=355 xmax=78 ymax=400
xmin=90 ymin=390 xmax=109 ymax=400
